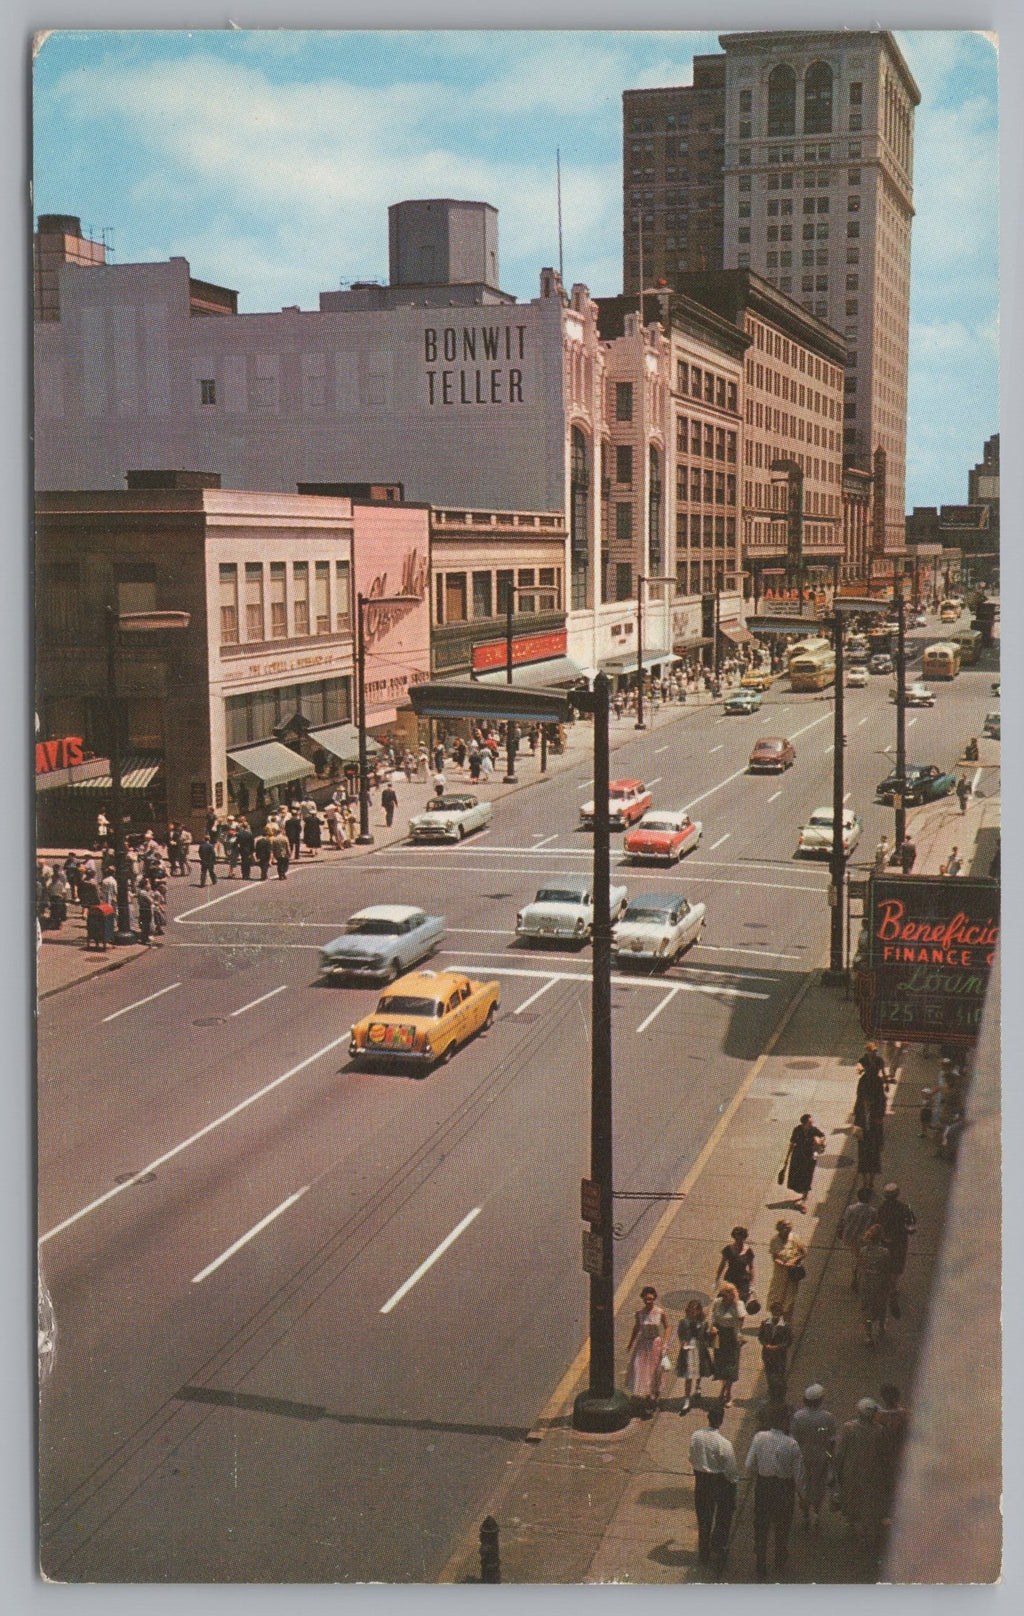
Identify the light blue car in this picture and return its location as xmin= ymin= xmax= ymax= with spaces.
xmin=319 ymin=905 xmax=446 ymax=983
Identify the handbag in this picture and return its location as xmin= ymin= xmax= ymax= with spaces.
xmin=790 ymin=1263 xmax=807 ymax=1282
xmin=660 ymin=1353 xmax=673 ymax=1373
xmin=777 ymin=1167 xmax=786 ymax=1186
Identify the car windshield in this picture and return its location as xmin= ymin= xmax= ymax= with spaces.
xmin=639 ymin=815 xmax=679 ymax=831
xmin=756 ymin=741 xmax=784 ymax=752
xmin=808 ymin=812 xmax=834 ymax=826
xmin=424 ymin=798 xmax=470 ymax=812
xmin=536 ymin=888 xmax=586 ymax=905
xmin=624 ymin=901 xmax=675 ymax=921
xmin=348 ymin=917 xmax=403 ymax=936
xmin=610 ymin=787 xmax=636 ymax=800
xmin=376 ymin=995 xmax=440 ymax=1017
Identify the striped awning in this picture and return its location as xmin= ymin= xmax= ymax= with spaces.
xmin=306 ymin=723 xmax=381 ymax=765
xmin=227 ymin=740 xmax=311 ymax=788
xmin=60 ymin=754 xmax=163 ymax=791
xmin=471 ymin=655 xmax=584 ymax=690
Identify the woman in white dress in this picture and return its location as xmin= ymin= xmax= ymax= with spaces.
xmin=624 ymin=1286 xmax=670 ymax=1417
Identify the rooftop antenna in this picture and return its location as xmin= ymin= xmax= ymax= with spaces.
xmin=556 ymin=148 xmax=564 ymax=287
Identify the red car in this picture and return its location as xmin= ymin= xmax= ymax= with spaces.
xmin=748 ymin=736 xmax=796 ymax=773
xmin=580 ymin=778 xmax=652 ymax=829
xmin=623 ymin=810 xmax=703 ymax=864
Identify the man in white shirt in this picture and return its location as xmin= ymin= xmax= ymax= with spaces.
xmin=745 ymin=1405 xmax=805 ymax=1581
xmin=689 ymin=1404 xmax=738 ymax=1574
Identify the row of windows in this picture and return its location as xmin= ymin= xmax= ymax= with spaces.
xmin=744 ymin=432 xmax=840 ymax=470
xmin=677 ymin=561 xmax=735 ymax=595
xmin=675 ymin=467 xmax=738 ymax=505
xmin=675 ymin=513 xmax=738 ymax=549
xmin=674 ymin=419 xmax=739 ymax=461
xmin=675 ymin=365 xmax=739 ymax=413
xmin=746 ymin=324 xmax=842 ymax=389
xmin=743 ymin=478 xmax=840 ymax=515
xmin=434 ymin=566 xmax=561 ymax=626
xmin=744 ymin=363 xmax=840 ymax=415
xmin=219 ymin=559 xmax=350 ymax=647
xmin=225 ymin=677 xmax=351 ymax=750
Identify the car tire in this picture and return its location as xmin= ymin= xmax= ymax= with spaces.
xmin=438 ymin=1041 xmax=453 ymax=1065
xmin=483 ymin=1003 xmax=496 ymax=1031
xmin=458 ymin=824 xmax=465 ymax=839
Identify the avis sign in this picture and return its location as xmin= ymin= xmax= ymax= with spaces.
xmin=856 ymin=874 xmax=999 ymax=1045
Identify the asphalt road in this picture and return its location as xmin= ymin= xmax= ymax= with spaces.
xmin=37 ymin=613 xmax=999 ymax=1581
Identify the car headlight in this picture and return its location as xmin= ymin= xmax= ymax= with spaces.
xmin=446 ymin=820 xmax=456 ymax=832
xmin=370 ymin=955 xmax=384 ymax=968
xmin=575 ymin=917 xmax=585 ymax=933
xmin=516 ymin=912 xmax=524 ymax=929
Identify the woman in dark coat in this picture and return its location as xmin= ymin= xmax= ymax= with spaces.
xmin=710 ymin=1283 xmax=746 ymax=1406
xmin=853 ymin=1061 xmax=887 ymax=1196
xmin=303 ymin=811 xmax=322 ymax=854
xmin=782 ymin=1113 xmax=827 ymax=1212
xmin=676 ymin=1299 xmax=716 ymax=1412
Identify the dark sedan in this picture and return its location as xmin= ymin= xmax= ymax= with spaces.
xmin=875 ymin=764 xmax=956 ymax=806
xmin=749 ymin=736 xmax=796 ymax=773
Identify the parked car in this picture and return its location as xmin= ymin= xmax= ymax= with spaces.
xmin=983 ymin=710 xmax=1000 ymax=739
xmin=740 ymin=668 xmax=775 ymax=692
xmin=515 ymin=876 xmax=628 ymax=944
xmin=914 ymin=612 xmax=929 ymax=628
xmin=798 ymin=807 xmax=864 ymax=857
xmin=890 ymin=683 xmax=936 ymax=707
xmin=875 ymin=763 xmax=956 ymax=806
xmin=348 ymin=970 xmax=499 ymax=1069
xmin=319 ymin=905 xmax=445 ymax=983
xmin=613 ymin=892 xmax=706 ymax=967
xmin=846 ymin=667 xmax=869 ymax=688
xmin=623 ymin=809 xmax=703 ymax=864
xmin=724 ymin=688 xmax=763 ymax=714
xmin=579 ymin=778 xmax=652 ymax=829
xmin=408 ymin=793 xmax=493 ymax=842
xmin=748 ymin=736 xmax=796 ymax=773
xmin=869 ymin=653 xmax=894 ymax=675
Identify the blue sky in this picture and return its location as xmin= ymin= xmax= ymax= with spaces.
xmin=32 ymin=27 xmax=998 ymax=509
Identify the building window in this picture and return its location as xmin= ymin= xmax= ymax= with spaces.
xmin=804 ymin=63 xmax=834 ymax=134
xmin=538 ymin=566 xmax=559 ymax=612
xmin=615 ymin=502 xmax=633 ymax=545
xmin=690 ymin=468 xmax=701 ymax=501
xmin=691 ymin=419 xmax=702 ymax=455
xmin=219 ymin=563 xmax=238 ymax=645
xmin=727 ymin=382 xmax=738 ymax=412
xmin=739 ymin=90 xmax=752 ymax=113
xmin=616 ymin=444 xmax=633 ymax=484
xmin=445 ymin=572 xmax=467 ymax=623
xmin=767 ymin=63 xmax=797 ymax=136
xmin=739 ymin=201 xmax=751 ymax=219
xmin=817 ymin=196 xmax=830 ymax=214
xmin=293 ymin=561 xmax=309 ymax=635
xmin=472 ymin=570 xmax=493 ymax=619
xmin=849 ymin=82 xmax=863 ymax=106
xmin=848 ymin=167 xmax=861 ymax=186
xmin=615 ymin=562 xmax=633 ymax=601
xmin=847 ymin=220 xmax=860 ymax=238
xmin=335 ymin=560 xmax=352 ymax=631
xmin=677 ymin=360 xmax=689 ymax=394
xmin=245 ymin=563 xmax=264 ymax=642
xmin=739 ymin=121 xmax=752 ymax=140
xmin=846 ymin=299 xmax=858 ymax=317
xmin=849 ymin=113 xmax=862 ymax=132
xmin=200 ymin=378 xmax=216 ymax=406
xmin=615 ymin=382 xmax=634 ymax=421
xmin=269 ymin=561 xmax=287 ymax=639
xmin=315 ymin=561 xmax=330 ymax=634
xmin=115 ymin=564 xmax=157 ymax=615
xmin=738 ymin=227 xmax=750 ymax=244
xmin=704 ymin=372 xmax=715 ymax=404
xmin=847 ymin=247 xmax=860 ymax=264
xmin=676 ymin=414 xmax=688 ymax=453
xmin=738 ymin=149 xmax=751 ymax=167
xmin=848 ymin=194 xmax=861 ymax=212
xmin=739 ymin=174 xmax=751 ymax=193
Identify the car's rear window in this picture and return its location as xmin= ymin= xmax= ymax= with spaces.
xmin=536 ymin=888 xmax=586 ymax=905
xmin=348 ymin=918 xmax=402 ymax=935
xmin=377 ymin=996 xmax=440 ymax=1017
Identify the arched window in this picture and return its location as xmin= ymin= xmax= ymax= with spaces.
xmin=804 ymin=62 xmax=833 ymax=135
xmin=767 ymin=64 xmax=797 ymax=137
xmin=570 ymin=427 xmax=590 ymax=610
xmin=648 ymin=446 xmax=663 ymax=573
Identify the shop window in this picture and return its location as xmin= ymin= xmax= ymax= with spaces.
xmin=245 ymin=563 xmax=264 ymax=642
xmin=472 ymin=570 xmax=492 ymax=619
xmin=269 ymin=561 xmax=287 ymax=639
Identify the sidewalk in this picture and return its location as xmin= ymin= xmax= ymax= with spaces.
xmin=441 ymin=786 xmax=998 ymax=1586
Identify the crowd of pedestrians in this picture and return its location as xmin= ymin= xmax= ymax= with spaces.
xmin=38 ymin=833 xmax=169 ymax=949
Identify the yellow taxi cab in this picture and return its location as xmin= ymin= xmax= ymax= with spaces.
xmin=740 ymin=667 xmax=775 ymax=692
xmin=348 ymin=969 xmax=500 ymax=1069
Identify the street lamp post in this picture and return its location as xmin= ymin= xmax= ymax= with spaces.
xmin=105 ymin=607 xmax=190 ymax=943
xmin=356 ymin=591 xmax=420 ymax=844
xmin=824 ymin=591 xmax=847 ymax=983
xmin=634 ymin=574 xmax=674 ymax=730
xmin=893 ymin=571 xmax=908 ymax=852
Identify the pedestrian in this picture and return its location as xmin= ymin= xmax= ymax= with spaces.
xmin=899 ymin=834 xmax=917 ymax=874
xmin=765 ymin=1219 xmax=807 ymax=1323
xmin=790 ymin=1384 xmax=837 ymax=1533
xmin=853 ymin=1051 xmax=887 ymax=1198
xmin=433 ymin=769 xmax=446 ymax=795
xmin=714 ymin=1225 xmax=756 ymax=1309
xmin=285 ymin=807 xmax=303 ymax=862
xmin=710 ymin=1283 xmax=746 ymax=1406
xmin=624 ymin=1285 xmax=670 ymax=1418
xmin=873 ymin=836 xmax=889 ymax=874
xmin=469 ymin=749 xmax=482 ymax=783
xmin=689 ymin=1403 xmax=738 ymax=1575
xmin=875 ymin=1184 xmax=916 ymax=1317
xmin=136 ymin=883 xmax=153 ymax=943
xmin=47 ymin=869 xmax=69 ymax=931
xmin=236 ymin=819 xmax=254 ymax=880
xmin=78 ymin=867 xmax=100 ymax=913
xmin=197 ymin=834 xmax=218 ymax=887
xmin=63 ymin=853 xmax=81 ymax=903
xmin=254 ymin=830 xmax=272 ymax=880
xmin=100 ymin=869 xmax=118 ymax=907
xmin=956 ymin=776 xmax=971 ymax=814
xmin=840 ymin=1189 xmax=876 ymax=1291
xmin=150 ymin=883 xmax=166 ymax=937
xmin=942 ymin=846 xmax=963 ymax=877
xmin=833 ymin=1398 xmax=885 ymax=1548
xmin=272 ymin=828 xmax=291 ymax=879
xmin=745 ymin=1404 xmax=804 ymax=1582
xmin=857 ymin=1226 xmax=893 ymax=1346
xmin=480 ymin=749 xmax=494 ymax=780
xmin=417 ymin=748 xmax=429 ymax=782
xmin=874 ymin=1383 xmax=909 ymax=1526
xmin=759 ymin=1308 xmax=792 ymax=1404
xmin=381 ymin=782 xmax=398 ymax=827
xmin=676 ymin=1299 xmax=715 ymax=1413
xmin=778 ymin=1112 xmax=826 ymax=1213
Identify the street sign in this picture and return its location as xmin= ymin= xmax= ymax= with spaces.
xmin=409 ymin=681 xmax=570 ymax=723
xmin=580 ymin=1178 xmax=601 ymax=1224
xmin=582 ymin=1231 xmax=606 ymax=1276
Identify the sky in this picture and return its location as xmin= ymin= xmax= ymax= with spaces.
xmin=31 ymin=27 xmax=998 ymax=510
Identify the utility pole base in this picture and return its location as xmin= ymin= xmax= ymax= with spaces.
xmin=114 ymin=929 xmax=135 ymax=947
xmin=503 ymin=772 xmax=518 ymax=784
xmin=572 ymin=1388 xmax=633 ymax=1433
xmin=634 ymin=721 xmax=647 ymax=731
xmin=355 ymin=833 xmax=374 ymax=845
xmin=821 ymin=967 xmax=849 ymax=988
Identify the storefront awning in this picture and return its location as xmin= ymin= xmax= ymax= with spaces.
xmin=601 ymin=651 xmax=677 ymax=675
xmin=227 ymin=740 xmax=311 ymax=787
xmin=306 ymin=723 xmax=381 ymax=766
xmin=674 ymin=635 xmax=714 ymax=652
xmin=719 ymin=621 xmax=755 ymax=645
xmin=59 ymin=754 xmax=163 ymax=791
xmin=472 ymin=655 xmax=584 ymax=690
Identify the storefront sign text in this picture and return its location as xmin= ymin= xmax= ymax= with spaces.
xmin=424 ymin=324 xmax=528 ymax=406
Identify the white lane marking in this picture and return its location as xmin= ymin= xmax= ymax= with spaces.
xmin=636 ymin=987 xmax=681 ymax=1034
xmin=191 ymin=1187 xmax=309 ymax=1284
xmin=972 ymin=767 xmax=983 ymax=793
xmin=515 ymin=977 xmax=559 ymax=1015
xmin=380 ymin=1207 xmax=482 ymax=1315
xmin=102 ymin=982 xmax=181 ymax=1023
xmin=714 ymin=717 xmax=728 ymax=726
xmin=374 ymin=863 xmax=826 ymax=894
xmin=698 ymin=943 xmax=800 ymax=960
xmin=230 ymin=983 xmax=288 ymax=1018
xmin=907 ymin=716 xmax=918 ymax=728
xmin=38 ymin=1033 xmax=352 ymax=1247
xmin=678 ymin=715 xmax=829 ymax=818
xmin=843 ymin=792 xmax=852 ymax=804
xmin=655 ymin=745 xmax=669 ymax=754
xmin=447 ymin=963 xmax=770 ymax=1000
xmin=710 ymin=833 xmax=731 ymax=851
xmin=175 ymin=881 xmax=265 ymax=924
xmin=531 ymin=834 xmax=558 ymax=849
xmin=825 ymin=743 xmax=834 ymax=754
xmin=767 ymin=790 xmax=783 ymax=804
xmin=646 ymin=776 xmax=663 ymax=788
xmin=858 ymin=716 xmax=870 ymax=726
xmin=576 ymin=779 xmax=594 ymax=790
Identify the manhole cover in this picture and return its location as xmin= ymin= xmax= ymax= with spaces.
xmin=785 ymin=1059 xmax=820 ymax=1070
xmin=193 ymin=1016 xmax=228 ymax=1026
xmin=114 ymin=1171 xmax=157 ymax=1186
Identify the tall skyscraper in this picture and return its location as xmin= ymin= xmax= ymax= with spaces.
xmin=623 ymin=31 xmax=918 ymax=554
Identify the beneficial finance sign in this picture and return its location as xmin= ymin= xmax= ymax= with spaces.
xmin=857 ymin=874 xmax=999 ymax=1045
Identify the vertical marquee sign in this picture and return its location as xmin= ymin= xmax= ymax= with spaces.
xmin=856 ymin=874 xmax=999 ymax=1045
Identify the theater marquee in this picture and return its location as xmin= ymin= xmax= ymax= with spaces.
xmin=856 ymin=874 xmax=999 ymax=1045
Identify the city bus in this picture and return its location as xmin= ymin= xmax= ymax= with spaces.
xmin=867 ymin=625 xmax=895 ymax=659
xmin=786 ymin=635 xmax=832 ymax=673
xmin=922 ymin=640 xmax=962 ymax=680
xmin=955 ymin=628 xmax=983 ymax=666
xmin=789 ymin=643 xmax=837 ymax=691
xmin=939 ymin=599 xmax=961 ymax=624
xmin=846 ymin=633 xmax=869 ymax=665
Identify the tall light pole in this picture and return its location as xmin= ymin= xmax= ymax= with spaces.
xmin=893 ymin=569 xmax=908 ymax=852
xmin=106 ymin=607 xmax=190 ymax=943
xmin=634 ymin=574 xmax=674 ymax=730
xmin=356 ymin=592 xmax=419 ymax=844
xmin=501 ymin=583 xmax=544 ymax=780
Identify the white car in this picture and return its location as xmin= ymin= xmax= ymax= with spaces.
xmin=798 ymin=806 xmax=863 ymax=857
xmin=579 ymin=778 xmax=652 ymax=829
xmin=890 ymin=683 xmax=935 ymax=708
xmin=846 ymin=667 xmax=868 ymax=688
xmin=408 ymin=793 xmax=493 ymax=842
xmin=613 ymin=893 xmax=706 ymax=968
xmin=516 ymin=876 xmax=628 ymax=944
